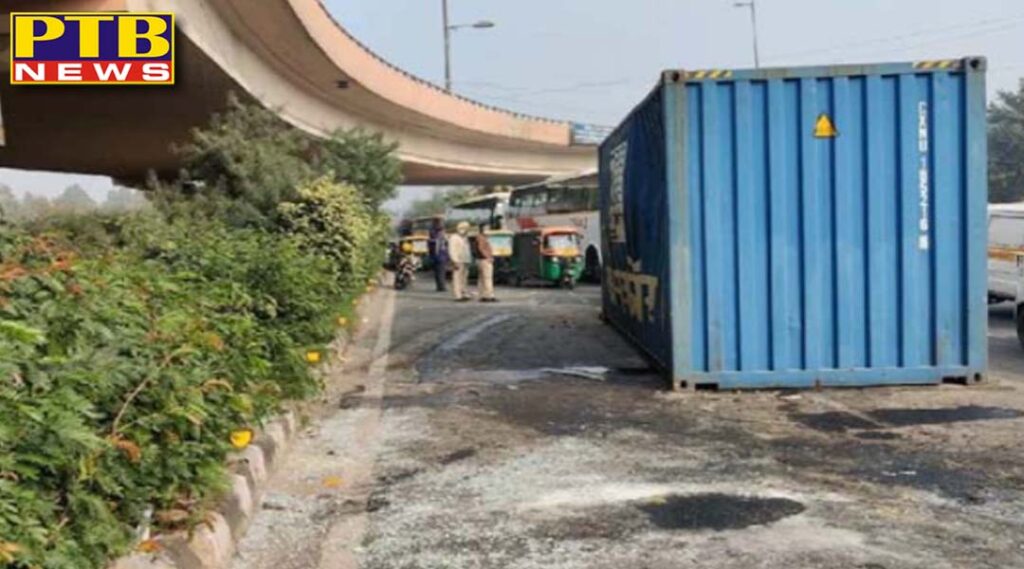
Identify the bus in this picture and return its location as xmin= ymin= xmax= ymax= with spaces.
xmin=445 ymin=192 xmax=510 ymax=232
xmin=507 ymin=170 xmax=601 ymax=281
xmin=398 ymin=215 xmax=443 ymax=237
xmin=988 ymin=203 xmax=1024 ymax=304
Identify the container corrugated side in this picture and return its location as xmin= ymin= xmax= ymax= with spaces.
xmin=602 ymin=58 xmax=988 ymax=390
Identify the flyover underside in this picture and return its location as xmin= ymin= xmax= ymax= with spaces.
xmin=0 ymin=34 xmax=586 ymax=186
xmin=0 ymin=34 xmax=235 ymax=183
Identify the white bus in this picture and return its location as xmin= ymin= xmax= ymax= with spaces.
xmin=508 ymin=170 xmax=601 ymax=281
xmin=989 ymin=203 xmax=1024 ymax=303
xmin=445 ymin=192 xmax=510 ymax=232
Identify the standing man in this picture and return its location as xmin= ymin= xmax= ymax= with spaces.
xmin=475 ymin=225 xmax=498 ymax=303
xmin=448 ymin=222 xmax=473 ymax=302
xmin=428 ymin=217 xmax=448 ymax=292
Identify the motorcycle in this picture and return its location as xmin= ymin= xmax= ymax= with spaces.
xmin=394 ymin=254 xmax=418 ymax=290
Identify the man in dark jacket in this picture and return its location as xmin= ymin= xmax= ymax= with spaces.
xmin=428 ymin=218 xmax=448 ymax=292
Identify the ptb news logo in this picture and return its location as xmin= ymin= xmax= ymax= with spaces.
xmin=10 ymin=13 xmax=175 ymax=85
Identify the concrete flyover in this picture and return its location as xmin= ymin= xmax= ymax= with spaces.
xmin=0 ymin=0 xmax=600 ymax=185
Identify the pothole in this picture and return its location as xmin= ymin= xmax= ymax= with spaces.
xmin=635 ymin=493 xmax=806 ymax=531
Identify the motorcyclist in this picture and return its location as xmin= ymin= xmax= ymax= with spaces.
xmin=395 ymin=241 xmax=417 ymax=290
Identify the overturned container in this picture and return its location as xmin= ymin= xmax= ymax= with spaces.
xmin=600 ymin=58 xmax=988 ymax=390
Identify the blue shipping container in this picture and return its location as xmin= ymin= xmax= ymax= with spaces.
xmin=599 ymin=58 xmax=988 ymax=390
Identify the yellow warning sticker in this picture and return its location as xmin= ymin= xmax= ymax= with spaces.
xmin=814 ymin=114 xmax=838 ymax=138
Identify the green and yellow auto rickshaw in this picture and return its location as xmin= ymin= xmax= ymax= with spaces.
xmin=471 ymin=229 xmax=515 ymax=283
xmin=511 ymin=227 xmax=585 ymax=288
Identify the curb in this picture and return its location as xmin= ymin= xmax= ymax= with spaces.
xmin=111 ymin=411 xmax=298 ymax=569
xmin=110 ymin=284 xmax=379 ymax=569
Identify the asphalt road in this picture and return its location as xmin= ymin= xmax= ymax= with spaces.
xmin=232 ymin=280 xmax=1024 ymax=569
xmin=988 ymin=303 xmax=1024 ymax=377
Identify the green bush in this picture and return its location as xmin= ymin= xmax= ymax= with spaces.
xmin=312 ymin=129 xmax=403 ymax=209
xmin=0 ymin=96 xmax=399 ymax=569
xmin=278 ymin=177 xmax=389 ymax=291
xmin=0 ymin=217 xmax=347 ymax=568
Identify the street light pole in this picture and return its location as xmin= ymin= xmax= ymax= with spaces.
xmin=734 ymin=0 xmax=761 ymax=69
xmin=441 ymin=0 xmax=495 ymax=92
xmin=442 ymin=0 xmax=452 ymax=91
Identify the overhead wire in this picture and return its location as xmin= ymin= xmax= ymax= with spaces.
xmin=765 ymin=13 xmax=1024 ymax=63
xmin=456 ymin=11 xmax=1024 ymax=119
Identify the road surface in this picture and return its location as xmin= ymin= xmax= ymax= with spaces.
xmin=232 ymin=281 xmax=1024 ymax=569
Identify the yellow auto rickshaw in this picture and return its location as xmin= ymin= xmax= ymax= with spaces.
xmin=469 ymin=229 xmax=515 ymax=283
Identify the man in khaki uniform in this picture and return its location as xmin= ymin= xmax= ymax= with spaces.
xmin=475 ymin=228 xmax=498 ymax=302
xmin=448 ymin=222 xmax=473 ymax=301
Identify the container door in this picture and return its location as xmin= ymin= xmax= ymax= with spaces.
xmin=599 ymin=88 xmax=674 ymax=370
xmin=677 ymin=59 xmax=987 ymax=387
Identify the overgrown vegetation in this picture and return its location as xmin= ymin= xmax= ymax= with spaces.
xmin=990 ymin=79 xmax=1024 ymax=203
xmin=279 ymin=177 xmax=390 ymax=292
xmin=170 ymin=95 xmax=402 ymax=226
xmin=0 ymin=99 xmax=396 ymax=568
xmin=0 ymin=184 xmax=149 ymax=222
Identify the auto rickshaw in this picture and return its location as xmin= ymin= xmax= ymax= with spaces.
xmin=510 ymin=227 xmax=585 ymax=288
xmin=468 ymin=229 xmax=515 ymax=282
xmin=485 ymin=229 xmax=515 ymax=284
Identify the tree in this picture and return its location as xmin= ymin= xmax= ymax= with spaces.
xmin=401 ymin=185 xmax=510 ymax=220
xmin=314 ymin=129 xmax=403 ymax=209
xmin=989 ymin=79 xmax=1024 ymax=203
xmin=20 ymin=193 xmax=52 ymax=219
xmin=0 ymin=184 xmax=19 ymax=221
xmin=102 ymin=187 xmax=150 ymax=213
xmin=174 ymin=96 xmax=315 ymax=225
xmin=404 ymin=187 xmax=473 ymax=219
xmin=173 ymin=95 xmax=403 ymax=225
xmin=52 ymin=184 xmax=97 ymax=214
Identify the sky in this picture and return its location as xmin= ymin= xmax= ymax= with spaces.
xmin=332 ymin=0 xmax=1023 ymax=213
xmin=3 ymin=0 xmax=1022 ymax=211
xmin=330 ymin=0 xmax=1023 ymax=126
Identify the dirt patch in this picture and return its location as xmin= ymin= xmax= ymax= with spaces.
xmin=529 ymin=505 xmax=649 ymax=541
xmin=376 ymin=467 xmax=423 ymax=486
xmin=855 ymin=432 xmax=902 ymax=441
xmin=636 ymin=493 xmax=806 ymax=531
xmin=769 ymin=435 xmax=991 ymax=501
xmin=439 ymin=447 xmax=477 ymax=465
xmin=868 ymin=406 xmax=1023 ymax=427
xmin=791 ymin=411 xmax=881 ymax=433
xmin=479 ymin=375 xmax=696 ymax=438
xmin=793 ymin=406 xmax=1023 ymax=434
